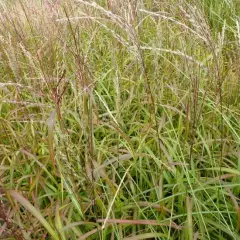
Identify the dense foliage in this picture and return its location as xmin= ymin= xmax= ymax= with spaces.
xmin=0 ymin=0 xmax=240 ymax=239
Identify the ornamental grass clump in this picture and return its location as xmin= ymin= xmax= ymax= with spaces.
xmin=0 ymin=0 xmax=240 ymax=239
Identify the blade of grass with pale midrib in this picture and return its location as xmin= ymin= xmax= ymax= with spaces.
xmin=8 ymin=190 xmax=60 ymax=240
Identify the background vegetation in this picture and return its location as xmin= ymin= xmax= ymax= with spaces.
xmin=0 ymin=0 xmax=240 ymax=239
